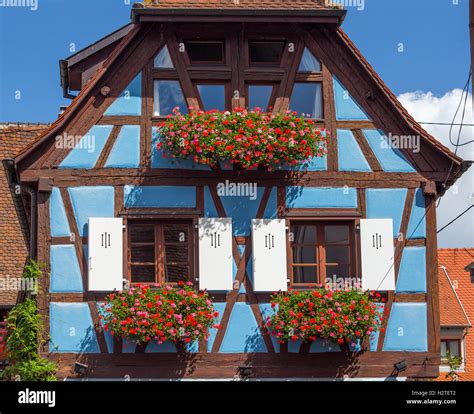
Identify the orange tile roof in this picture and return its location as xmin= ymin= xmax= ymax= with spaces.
xmin=438 ymin=248 xmax=474 ymax=327
xmin=139 ymin=0 xmax=338 ymax=10
xmin=0 ymin=124 xmax=49 ymax=306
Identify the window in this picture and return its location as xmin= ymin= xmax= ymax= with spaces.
xmin=196 ymin=84 xmax=226 ymax=111
xmin=298 ymin=48 xmax=321 ymax=72
xmin=154 ymin=46 xmax=174 ymax=69
xmin=290 ymin=222 xmax=354 ymax=287
xmin=290 ymin=83 xmax=323 ymax=119
xmin=249 ymin=40 xmax=285 ymax=64
xmin=441 ymin=339 xmax=462 ymax=363
xmin=129 ymin=221 xmax=193 ymax=285
xmin=185 ymin=40 xmax=225 ymax=64
xmin=154 ymin=80 xmax=187 ymax=116
xmin=248 ymin=84 xmax=274 ymax=111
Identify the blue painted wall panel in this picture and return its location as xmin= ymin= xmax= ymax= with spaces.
xmin=366 ymin=188 xmax=407 ymax=237
xmin=104 ymin=125 xmax=140 ymax=168
xmin=396 ymin=247 xmax=427 ymax=293
xmin=363 ymin=129 xmax=416 ymax=172
xmin=124 ymin=185 xmax=196 ymax=208
xmin=151 ymin=127 xmax=211 ymax=170
xmin=68 ymin=186 xmax=115 ymax=237
xmin=50 ymin=187 xmax=71 ymax=237
xmin=104 ymin=74 xmax=142 ymax=116
xmin=220 ymin=302 xmax=267 ymax=353
xmin=50 ymin=245 xmax=83 ymax=293
xmin=50 ymin=303 xmax=100 ymax=353
xmin=204 ymin=186 xmax=219 ymax=217
xmin=369 ymin=303 xmax=385 ymax=352
xmin=59 ymin=125 xmax=112 ymax=169
xmin=258 ymin=303 xmax=280 ymax=353
xmin=383 ymin=303 xmax=428 ymax=351
xmin=286 ymin=187 xmax=358 ymax=209
xmin=337 ymin=129 xmax=371 ymax=172
xmin=333 ymin=77 xmax=370 ymax=121
xmin=407 ymin=188 xmax=426 ymax=239
xmin=96 ymin=303 xmax=114 ymax=354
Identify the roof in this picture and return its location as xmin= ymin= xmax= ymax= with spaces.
xmin=0 ymin=124 xmax=49 ymax=307
xmin=137 ymin=0 xmax=341 ymax=9
xmin=438 ymin=248 xmax=474 ymax=328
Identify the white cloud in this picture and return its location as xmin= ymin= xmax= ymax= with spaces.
xmin=398 ymin=89 xmax=474 ymax=248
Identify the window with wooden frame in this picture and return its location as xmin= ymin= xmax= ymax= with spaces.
xmin=289 ymin=82 xmax=323 ymax=119
xmin=128 ymin=221 xmax=194 ymax=285
xmin=248 ymin=40 xmax=286 ymax=65
xmin=184 ymin=40 xmax=225 ymax=64
xmin=289 ymin=221 xmax=355 ymax=288
xmin=195 ymin=83 xmax=229 ymax=111
xmin=440 ymin=339 xmax=462 ymax=363
xmin=246 ymin=83 xmax=277 ymax=112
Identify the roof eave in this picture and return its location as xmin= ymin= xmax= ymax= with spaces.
xmin=131 ymin=7 xmax=346 ymax=25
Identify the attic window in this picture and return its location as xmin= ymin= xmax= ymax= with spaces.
xmin=298 ymin=48 xmax=321 ymax=72
xmin=290 ymin=83 xmax=323 ymax=119
xmin=185 ymin=40 xmax=225 ymax=64
xmin=154 ymin=46 xmax=174 ymax=69
xmin=249 ymin=40 xmax=285 ymax=65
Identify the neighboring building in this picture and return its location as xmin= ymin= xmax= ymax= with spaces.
xmin=438 ymin=249 xmax=473 ymax=381
xmin=2 ymin=1 xmax=471 ymax=379
xmin=0 ymin=124 xmax=49 ymax=320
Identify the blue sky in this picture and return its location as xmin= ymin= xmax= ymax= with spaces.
xmin=0 ymin=0 xmax=470 ymax=122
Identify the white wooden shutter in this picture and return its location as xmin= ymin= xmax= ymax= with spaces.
xmin=198 ymin=218 xmax=233 ymax=291
xmin=252 ymin=219 xmax=288 ymax=292
xmin=360 ymin=218 xmax=395 ymax=291
xmin=88 ymin=217 xmax=123 ymax=291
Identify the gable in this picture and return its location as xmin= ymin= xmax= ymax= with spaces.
xmin=14 ymin=19 xmax=467 ymax=191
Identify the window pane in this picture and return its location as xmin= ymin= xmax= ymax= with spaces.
xmin=154 ymin=46 xmax=174 ymax=68
xmin=298 ymin=48 xmax=321 ymax=72
xmin=248 ymin=85 xmax=273 ymax=111
xmin=131 ymin=265 xmax=155 ymax=283
xmin=165 ymin=265 xmax=189 ymax=283
xmin=130 ymin=226 xmax=154 ymax=243
xmin=131 ymin=245 xmax=155 ymax=264
xmin=325 ymin=225 xmax=350 ymax=245
xmin=440 ymin=341 xmax=447 ymax=358
xmin=326 ymin=264 xmax=351 ymax=280
xmin=292 ymin=225 xmax=317 ymax=245
xmin=292 ymin=246 xmax=316 ymax=264
xmin=293 ymin=266 xmax=317 ymax=284
xmin=197 ymin=84 xmax=226 ymax=111
xmin=154 ymin=80 xmax=187 ymax=116
xmin=165 ymin=245 xmax=188 ymax=264
xmin=164 ymin=225 xmax=189 ymax=243
xmin=289 ymin=83 xmax=323 ymax=119
xmin=185 ymin=41 xmax=224 ymax=63
xmin=249 ymin=41 xmax=285 ymax=64
xmin=326 ymin=246 xmax=350 ymax=264
xmin=448 ymin=341 xmax=460 ymax=357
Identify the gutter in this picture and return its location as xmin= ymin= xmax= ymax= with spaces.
xmin=2 ymin=158 xmax=37 ymax=260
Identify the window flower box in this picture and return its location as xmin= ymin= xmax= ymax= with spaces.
xmin=156 ymin=108 xmax=327 ymax=170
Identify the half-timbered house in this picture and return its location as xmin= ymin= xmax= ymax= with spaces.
xmin=4 ymin=0 xmax=471 ymax=380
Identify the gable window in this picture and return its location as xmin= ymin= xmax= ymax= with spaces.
xmin=185 ymin=40 xmax=225 ymax=64
xmin=154 ymin=46 xmax=174 ymax=69
xmin=289 ymin=82 xmax=323 ymax=119
xmin=247 ymin=84 xmax=274 ymax=112
xmin=129 ymin=221 xmax=194 ymax=285
xmin=298 ymin=48 xmax=321 ymax=72
xmin=249 ymin=40 xmax=285 ymax=65
xmin=154 ymin=80 xmax=187 ymax=116
xmin=196 ymin=84 xmax=226 ymax=111
xmin=290 ymin=221 xmax=354 ymax=287
xmin=441 ymin=339 xmax=462 ymax=363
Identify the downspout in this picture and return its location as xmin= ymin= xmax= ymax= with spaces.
xmin=2 ymin=158 xmax=37 ymax=260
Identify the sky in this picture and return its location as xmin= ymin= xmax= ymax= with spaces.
xmin=0 ymin=0 xmax=472 ymax=247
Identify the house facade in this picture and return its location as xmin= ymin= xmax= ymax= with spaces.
xmin=4 ymin=1 xmax=470 ymax=380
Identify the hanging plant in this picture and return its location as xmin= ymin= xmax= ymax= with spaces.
xmin=101 ymin=282 xmax=219 ymax=345
xmin=156 ymin=108 xmax=327 ymax=169
xmin=267 ymin=288 xmax=384 ymax=347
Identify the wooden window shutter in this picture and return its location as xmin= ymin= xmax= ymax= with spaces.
xmin=359 ymin=219 xmax=395 ymax=291
xmin=252 ymin=219 xmax=288 ymax=292
xmin=198 ymin=218 xmax=233 ymax=291
xmin=88 ymin=217 xmax=124 ymax=291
